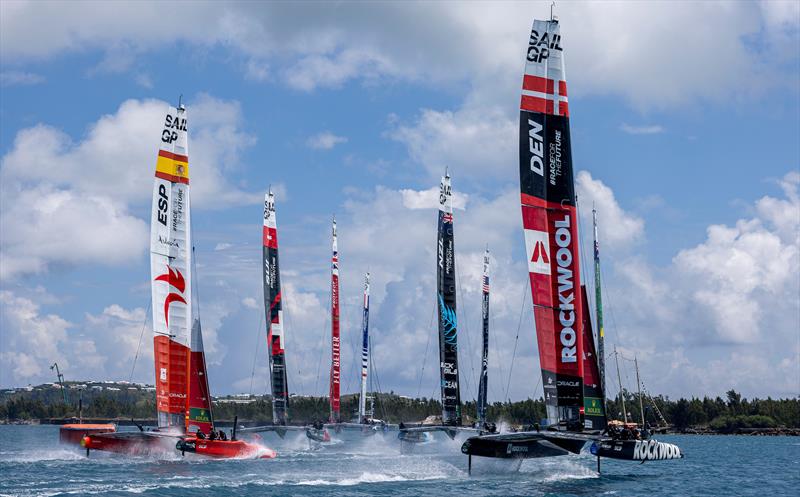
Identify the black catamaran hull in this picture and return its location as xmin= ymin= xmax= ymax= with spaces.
xmin=462 ymin=431 xmax=683 ymax=462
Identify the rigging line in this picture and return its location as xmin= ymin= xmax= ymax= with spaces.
xmin=314 ymin=293 xmax=330 ymax=397
xmin=504 ymin=277 xmax=530 ymax=402
xmin=599 ymin=262 xmax=623 ymax=348
xmin=416 ymin=299 xmax=436 ymax=399
xmin=128 ymin=300 xmax=152 ymax=384
xmin=191 ymin=245 xmax=202 ymax=324
xmin=575 ymin=195 xmax=596 ymax=329
xmin=490 ymin=299 xmax=504 ymax=405
xmin=370 ymin=343 xmax=388 ymax=420
xmin=281 ymin=286 xmax=306 ymax=395
xmin=342 ymin=301 xmax=359 ymax=396
xmin=455 ymin=254 xmax=478 ymax=400
xmin=248 ymin=311 xmax=264 ymax=397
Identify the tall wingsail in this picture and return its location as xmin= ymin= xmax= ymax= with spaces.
xmin=150 ymin=104 xmax=192 ymax=431
xmin=329 ymin=219 xmax=341 ymax=423
xmin=477 ymin=248 xmax=490 ymax=428
xmin=263 ymin=190 xmax=289 ymax=425
xmin=519 ymin=19 xmax=585 ymax=428
xmin=581 ymin=285 xmax=607 ymax=431
xmin=437 ymin=173 xmax=461 ymax=426
xmin=592 ymin=208 xmax=606 ymax=410
xmin=358 ymin=272 xmax=370 ymax=423
xmin=187 ymin=319 xmax=214 ymax=434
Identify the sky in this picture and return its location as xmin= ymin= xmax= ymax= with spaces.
xmin=1 ymin=1 xmax=798 ymax=403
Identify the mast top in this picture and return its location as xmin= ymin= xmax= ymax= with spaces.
xmin=550 ymin=1 xmax=559 ymax=22
xmin=177 ymin=94 xmax=185 ymax=111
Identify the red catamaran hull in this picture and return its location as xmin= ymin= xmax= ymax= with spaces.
xmin=81 ymin=432 xmax=176 ymax=456
xmin=177 ymin=437 xmax=277 ymax=459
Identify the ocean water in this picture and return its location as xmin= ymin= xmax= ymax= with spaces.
xmin=0 ymin=425 xmax=797 ymax=496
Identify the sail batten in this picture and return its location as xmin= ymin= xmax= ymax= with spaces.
xmin=263 ymin=191 xmax=289 ymax=425
xmin=519 ymin=20 xmax=585 ymax=428
xmin=437 ymin=173 xmax=461 ymax=426
xmin=150 ymin=105 xmax=191 ymax=431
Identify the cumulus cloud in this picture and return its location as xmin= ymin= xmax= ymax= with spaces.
xmin=0 ymin=94 xmax=259 ymax=280
xmin=3 ymin=2 xmax=796 ymax=108
xmin=575 ymin=171 xmax=645 ymax=250
xmin=401 ymin=186 xmax=469 ymax=210
xmin=0 ymin=70 xmax=44 ymax=86
xmin=602 ymin=171 xmax=800 ymax=396
xmin=390 ymin=107 xmax=516 ymax=183
xmin=306 ymin=131 xmax=348 ymax=150
xmin=0 ymin=291 xmax=72 ymax=384
xmin=620 ymin=123 xmax=665 ymax=135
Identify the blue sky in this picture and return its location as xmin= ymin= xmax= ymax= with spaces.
xmin=1 ymin=1 xmax=798 ymax=402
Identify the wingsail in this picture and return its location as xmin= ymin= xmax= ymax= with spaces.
xmin=518 ymin=18 xmax=585 ymax=428
xmin=187 ymin=319 xmax=214 ymax=435
xmin=437 ymin=173 xmax=461 ymax=426
xmin=329 ymin=219 xmax=341 ymax=423
xmin=581 ymin=285 xmax=606 ymax=431
xmin=461 ymin=16 xmax=683 ymax=468
xmin=263 ymin=190 xmax=289 ymax=425
xmin=477 ymin=248 xmax=490 ymax=428
xmin=150 ymin=104 xmax=192 ymax=431
xmin=358 ymin=272 xmax=370 ymax=423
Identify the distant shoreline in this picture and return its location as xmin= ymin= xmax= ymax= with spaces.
xmin=2 ymin=418 xmax=797 ymax=436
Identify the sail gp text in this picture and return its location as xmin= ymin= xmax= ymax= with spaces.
xmin=527 ymin=29 xmax=562 ymax=63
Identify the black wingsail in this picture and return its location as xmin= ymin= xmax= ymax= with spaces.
xmin=477 ymin=248 xmax=490 ymax=428
xmin=437 ymin=173 xmax=461 ymax=426
xmin=263 ymin=190 xmax=288 ymax=425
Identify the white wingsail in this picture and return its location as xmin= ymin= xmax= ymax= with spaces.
xmin=150 ymin=104 xmax=192 ymax=431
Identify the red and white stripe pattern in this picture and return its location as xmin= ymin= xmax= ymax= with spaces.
xmin=520 ymin=20 xmax=568 ymax=117
xmin=521 ymin=74 xmax=569 ymax=117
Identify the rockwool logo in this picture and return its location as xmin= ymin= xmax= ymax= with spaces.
xmin=525 ymin=229 xmax=550 ymax=275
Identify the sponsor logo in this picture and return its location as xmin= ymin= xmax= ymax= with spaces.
xmin=506 ymin=444 xmax=529 ymax=455
xmin=528 ymin=119 xmax=544 ymax=176
xmin=525 ymin=229 xmax=551 ymax=275
xmin=553 ymin=214 xmax=577 ymax=363
xmin=549 ymin=130 xmax=563 ymax=186
xmin=160 ymin=367 xmax=167 ymax=382
xmin=557 ymin=380 xmax=579 ymax=387
xmin=439 ymin=180 xmax=451 ymax=207
xmin=439 ymin=294 xmax=458 ymax=345
xmin=157 ymin=184 xmax=169 ymax=225
xmin=633 ymin=440 xmax=682 ymax=461
xmin=161 ymin=114 xmax=187 ymax=144
xmin=154 ymin=266 xmax=187 ymax=327
xmin=527 ymin=29 xmax=563 ymax=63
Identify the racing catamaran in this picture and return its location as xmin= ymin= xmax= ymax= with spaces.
xmin=398 ymin=172 xmax=478 ymax=444
xmin=83 ymin=102 xmax=274 ymax=459
xmin=460 ymin=16 xmax=682 ymax=472
xmin=476 ymin=248 xmax=495 ymax=433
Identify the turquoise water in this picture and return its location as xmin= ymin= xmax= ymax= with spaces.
xmin=0 ymin=426 xmax=797 ymax=496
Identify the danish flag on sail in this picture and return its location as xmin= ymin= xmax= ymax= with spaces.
xmin=519 ymin=19 xmax=585 ymax=426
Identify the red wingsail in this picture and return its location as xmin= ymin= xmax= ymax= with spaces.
xmin=519 ymin=19 xmax=585 ymax=427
